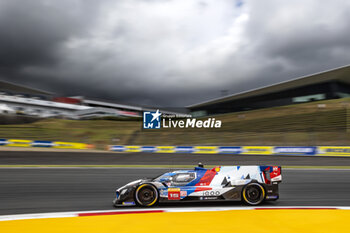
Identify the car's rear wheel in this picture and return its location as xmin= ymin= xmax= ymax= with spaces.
xmin=135 ymin=184 xmax=159 ymax=207
xmin=242 ymin=183 xmax=265 ymax=205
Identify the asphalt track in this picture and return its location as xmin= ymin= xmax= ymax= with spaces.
xmin=1 ymin=168 xmax=350 ymax=215
xmin=1 ymin=150 xmax=350 ymax=166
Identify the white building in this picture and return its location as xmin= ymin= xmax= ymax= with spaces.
xmin=0 ymin=80 xmax=182 ymax=121
xmin=0 ymin=94 xmax=91 ymax=118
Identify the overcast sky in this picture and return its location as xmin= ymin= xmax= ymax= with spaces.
xmin=0 ymin=0 xmax=350 ymax=107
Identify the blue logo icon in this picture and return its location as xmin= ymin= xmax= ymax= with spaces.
xmin=143 ymin=110 xmax=161 ymax=129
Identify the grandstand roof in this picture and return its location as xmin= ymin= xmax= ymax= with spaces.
xmin=0 ymin=80 xmax=52 ymax=96
xmin=188 ymin=64 xmax=350 ymax=108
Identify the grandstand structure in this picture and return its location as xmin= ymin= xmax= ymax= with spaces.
xmin=0 ymin=80 xmax=168 ymax=121
xmin=0 ymin=80 xmax=52 ymax=97
xmin=188 ymin=64 xmax=350 ymax=116
xmin=132 ymin=97 xmax=350 ymax=146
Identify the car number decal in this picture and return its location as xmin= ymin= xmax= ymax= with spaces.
xmin=168 ymin=188 xmax=181 ymax=200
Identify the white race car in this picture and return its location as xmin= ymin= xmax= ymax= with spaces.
xmin=113 ymin=164 xmax=282 ymax=207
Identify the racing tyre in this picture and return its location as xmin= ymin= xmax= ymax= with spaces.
xmin=242 ymin=183 xmax=265 ymax=205
xmin=135 ymin=184 xmax=159 ymax=207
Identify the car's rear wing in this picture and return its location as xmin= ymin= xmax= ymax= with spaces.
xmin=260 ymin=166 xmax=282 ymax=184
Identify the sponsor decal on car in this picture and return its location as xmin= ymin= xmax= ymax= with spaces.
xmin=122 ymin=202 xmax=135 ymax=205
xmin=195 ymin=170 xmax=216 ymax=186
xmin=168 ymin=188 xmax=181 ymax=200
xmin=203 ymin=196 xmax=219 ymax=200
xmin=160 ymin=189 xmax=168 ymax=198
xmin=180 ymin=191 xmax=187 ymax=197
xmin=203 ymin=191 xmax=221 ymax=196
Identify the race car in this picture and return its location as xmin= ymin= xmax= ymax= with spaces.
xmin=113 ymin=164 xmax=281 ymax=207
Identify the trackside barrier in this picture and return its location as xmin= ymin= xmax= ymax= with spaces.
xmin=156 ymin=146 xmax=176 ymax=153
xmin=7 ymin=139 xmax=32 ymax=147
xmin=194 ymin=146 xmax=218 ymax=154
xmin=53 ymin=142 xmax=89 ymax=149
xmin=241 ymin=146 xmax=273 ymax=155
xmin=0 ymin=139 xmax=93 ymax=150
xmin=273 ymin=146 xmax=317 ymax=155
xmin=108 ymin=145 xmax=350 ymax=157
xmin=218 ymin=146 xmax=242 ymax=154
xmin=318 ymin=147 xmax=350 ymax=156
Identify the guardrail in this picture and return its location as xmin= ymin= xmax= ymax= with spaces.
xmin=0 ymin=139 xmax=92 ymax=149
xmin=108 ymin=145 xmax=350 ymax=157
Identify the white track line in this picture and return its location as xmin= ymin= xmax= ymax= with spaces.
xmin=1 ymin=206 xmax=350 ymax=222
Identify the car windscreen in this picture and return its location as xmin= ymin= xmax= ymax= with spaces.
xmin=153 ymin=173 xmax=174 ymax=182
xmin=172 ymin=173 xmax=196 ymax=183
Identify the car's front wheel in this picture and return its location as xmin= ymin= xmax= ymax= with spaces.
xmin=135 ymin=184 xmax=159 ymax=207
xmin=242 ymin=183 xmax=265 ymax=205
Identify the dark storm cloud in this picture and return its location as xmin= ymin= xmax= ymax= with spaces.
xmin=1 ymin=0 xmax=350 ymax=107
xmin=0 ymin=0 xmax=100 ymax=86
xmin=0 ymin=1 xmax=95 ymax=67
xmin=205 ymin=0 xmax=350 ymax=97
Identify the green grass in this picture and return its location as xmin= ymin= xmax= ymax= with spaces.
xmin=1 ymin=97 xmax=350 ymax=147
xmin=0 ymin=119 xmax=140 ymax=149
